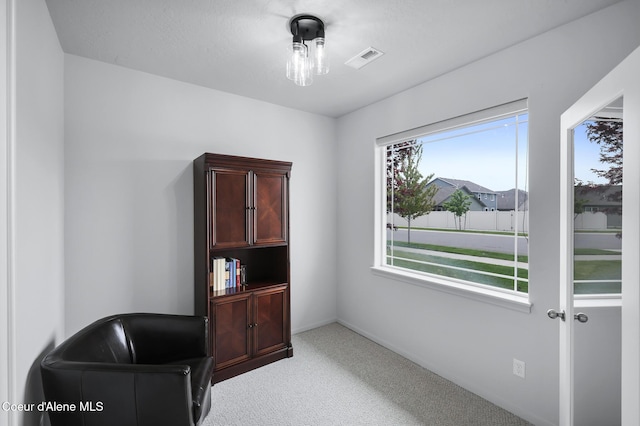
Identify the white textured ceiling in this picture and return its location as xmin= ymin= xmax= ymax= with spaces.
xmin=45 ymin=0 xmax=621 ymax=117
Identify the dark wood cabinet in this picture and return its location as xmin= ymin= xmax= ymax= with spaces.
xmin=209 ymin=284 xmax=288 ymax=382
xmin=253 ymin=171 xmax=288 ymax=245
xmin=194 ymin=153 xmax=293 ymax=383
xmin=210 ymin=169 xmax=251 ymax=248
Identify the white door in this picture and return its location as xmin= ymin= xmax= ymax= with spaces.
xmin=557 ymin=45 xmax=640 ymax=426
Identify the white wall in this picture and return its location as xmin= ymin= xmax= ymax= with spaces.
xmin=1 ymin=1 xmax=65 ymax=426
xmin=64 ymin=55 xmax=338 ymax=336
xmin=336 ymin=1 xmax=640 ymax=425
xmin=0 ymin=2 xmax=10 ymax=425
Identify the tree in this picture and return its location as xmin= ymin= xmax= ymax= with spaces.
xmin=583 ymin=120 xmax=623 ymax=208
xmin=586 ymin=120 xmax=622 ymax=185
xmin=386 ymin=140 xmax=421 ymax=213
xmin=386 ymin=141 xmax=438 ymax=244
xmin=583 ymin=120 xmax=623 ymax=238
xmin=573 ymin=178 xmax=590 ymax=219
xmin=443 ymin=189 xmax=472 ymax=230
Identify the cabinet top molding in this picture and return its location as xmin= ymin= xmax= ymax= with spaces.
xmin=197 ymin=153 xmax=292 ymax=175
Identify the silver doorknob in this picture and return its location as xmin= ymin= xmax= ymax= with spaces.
xmin=574 ymin=313 xmax=589 ymax=323
xmin=547 ymin=309 xmax=566 ymax=321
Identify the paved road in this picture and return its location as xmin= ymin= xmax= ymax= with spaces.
xmin=388 ymin=229 xmax=621 ymax=255
xmin=574 ymin=232 xmax=621 ymax=250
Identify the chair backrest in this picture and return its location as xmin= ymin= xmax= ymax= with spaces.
xmin=49 ymin=317 xmax=132 ymax=364
xmin=120 ymin=314 xmax=207 ymax=364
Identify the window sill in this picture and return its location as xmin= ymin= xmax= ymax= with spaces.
xmin=370 ymin=266 xmax=532 ymax=313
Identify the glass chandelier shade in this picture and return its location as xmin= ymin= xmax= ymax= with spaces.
xmin=286 ymin=39 xmax=313 ymax=86
xmin=313 ymin=37 xmax=329 ymax=75
xmin=287 ymin=15 xmax=329 ymax=86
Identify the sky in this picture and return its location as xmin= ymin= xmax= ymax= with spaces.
xmin=415 ymin=115 xmax=528 ymax=192
xmin=573 ymin=122 xmax=611 ymax=185
xmin=409 ymin=114 xmax=611 ymax=192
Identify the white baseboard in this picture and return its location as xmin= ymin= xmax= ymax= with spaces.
xmin=292 ymin=317 xmax=338 ymax=335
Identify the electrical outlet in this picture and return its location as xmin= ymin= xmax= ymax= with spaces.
xmin=513 ymin=358 xmax=526 ymax=379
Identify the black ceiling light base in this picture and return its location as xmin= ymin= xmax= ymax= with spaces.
xmin=289 ymin=15 xmax=325 ymax=42
xmin=286 ymin=14 xmax=328 ymax=85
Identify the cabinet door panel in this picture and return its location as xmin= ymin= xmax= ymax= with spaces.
xmin=211 ymin=170 xmax=250 ymax=247
xmin=254 ymin=172 xmax=287 ymax=245
xmin=211 ymin=295 xmax=251 ymax=369
xmin=253 ymin=288 xmax=287 ymax=356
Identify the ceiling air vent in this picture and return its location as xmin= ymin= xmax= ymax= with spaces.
xmin=345 ymin=47 xmax=384 ymax=70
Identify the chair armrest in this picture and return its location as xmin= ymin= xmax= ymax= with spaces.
xmin=120 ymin=313 xmax=209 ymax=363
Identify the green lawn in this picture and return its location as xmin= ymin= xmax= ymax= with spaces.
xmin=387 ymin=243 xmax=621 ymax=295
xmin=387 ymin=248 xmax=528 ymax=292
xmin=574 ymin=259 xmax=621 ymax=294
xmin=389 ymin=241 xmax=528 ymax=263
xmin=574 ymin=248 xmax=620 ymax=255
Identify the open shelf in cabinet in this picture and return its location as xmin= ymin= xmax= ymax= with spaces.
xmin=209 ymin=245 xmax=288 ymax=293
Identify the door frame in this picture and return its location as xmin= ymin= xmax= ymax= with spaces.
xmin=1 ymin=1 xmax=16 ymax=426
xmin=559 ymin=45 xmax=640 ymax=426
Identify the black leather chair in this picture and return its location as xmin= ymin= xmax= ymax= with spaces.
xmin=40 ymin=313 xmax=214 ymax=426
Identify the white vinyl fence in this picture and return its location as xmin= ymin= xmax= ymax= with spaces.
xmin=388 ymin=211 xmax=608 ymax=233
xmin=573 ymin=212 xmax=608 ymax=230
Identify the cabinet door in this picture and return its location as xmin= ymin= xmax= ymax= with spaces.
xmin=211 ymin=294 xmax=251 ymax=369
xmin=253 ymin=171 xmax=288 ymax=245
xmin=211 ymin=169 xmax=250 ymax=248
xmin=252 ymin=286 xmax=287 ymax=357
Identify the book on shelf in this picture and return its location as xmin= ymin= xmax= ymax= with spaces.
xmin=235 ymin=259 xmax=242 ymax=288
xmin=225 ymin=258 xmax=233 ymax=288
xmin=225 ymin=257 xmax=242 ymax=289
xmin=210 ymin=256 xmax=243 ymax=292
xmin=211 ymin=256 xmax=225 ymax=292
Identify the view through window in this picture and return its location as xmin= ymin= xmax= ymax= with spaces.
xmin=384 ymin=104 xmax=529 ymax=294
xmin=573 ymin=98 xmax=623 ymax=295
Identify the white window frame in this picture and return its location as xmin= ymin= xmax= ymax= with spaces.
xmin=372 ymin=99 xmax=531 ymax=312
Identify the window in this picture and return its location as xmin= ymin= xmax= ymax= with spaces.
xmin=377 ymin=100 xmax=529 ymax=296
xmin=573 ymin=97 xmax=622 ymax=296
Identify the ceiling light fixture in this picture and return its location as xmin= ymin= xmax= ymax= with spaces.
xmin=286 ymin=14 xmax=329 ymax=87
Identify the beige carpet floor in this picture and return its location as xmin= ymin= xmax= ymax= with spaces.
xmin=203 ymin=322 xmax=531 ymax=426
